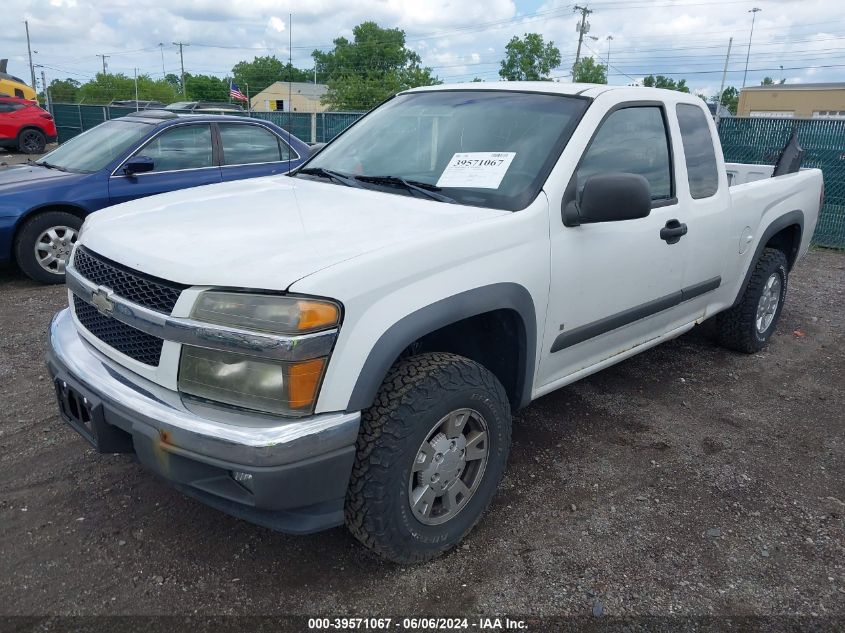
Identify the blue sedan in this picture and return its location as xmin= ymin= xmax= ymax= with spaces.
xmin=0 ymin=111 xmax=310 ymax=283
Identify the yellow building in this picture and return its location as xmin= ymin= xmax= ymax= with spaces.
xmin=250 ymin=82 xmax=329 ymax=113
xmin=737 ymin=83 xmax=845 ymax=119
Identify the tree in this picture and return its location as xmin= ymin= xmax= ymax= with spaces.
xmin=231 ymin=56 xmax=310 ymax=96
xmin=164 ymin=73 xmax=182 ymax=93
xmin=313 ymin=22 xmax=439 ymax=110
xmin=47 ymin=78 xmax=80 ymax=103
xmin=710 ymin=86 xmax=739 ymax=114
xmin=572 ymin=57 xmax=607 ymax=84
xmin=642 ymin=75 xmax=690 ymax=93
xmin=761 ymin=76 xmax=785 ymax=86
xmin=499 ymin=33 xmax=561 ymax=81
xmin=185 ymin=73 xmax=230 ymax=101
xmin=76 ymin=73 xmax=177 ymax=104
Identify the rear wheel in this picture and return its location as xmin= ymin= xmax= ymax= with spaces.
xmin=716 ymin=248 xmax=788 ymax=353
xmin=18 ymin=128 xmax=46 ymax=154
xmin=14 ymin=211 xmax=82 ymax=284
xmin=345 ymin=352 xmax=511 ymax=564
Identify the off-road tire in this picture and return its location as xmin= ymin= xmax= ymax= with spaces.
xmin=345 ymin=352 xmax=512 ymax=564
xmin=716 ymin=248 xmax=788 ymax=353
xmin=18 ymin=128 xmax=46 ymax=154
xmin=14 ymin=211 xmax=82 ymax=284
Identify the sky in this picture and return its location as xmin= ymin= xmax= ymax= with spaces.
xmin=2 ymin=0 xmax=844 ymax=99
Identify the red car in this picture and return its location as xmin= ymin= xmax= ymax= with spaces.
xmin=0 ymin=96 xmax=57 ymax=154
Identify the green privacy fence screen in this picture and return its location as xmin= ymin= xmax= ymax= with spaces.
xmin=718 ymin=117 xmax=845 ymax=249
xmin=51 ymin=104 xmax=365 ymax=145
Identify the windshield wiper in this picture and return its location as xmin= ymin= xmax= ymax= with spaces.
xmin=36 ymin=161 xmax=68 ymax=172
xmin=297 ymin=167 xmax=365 ymax=188
xmin=355 ymin=175 xmax=455 ymax=203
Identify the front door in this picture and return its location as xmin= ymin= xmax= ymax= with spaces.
xmin=537 ymin=104 xmax=690 ymax=389
xmin=108 ymin=123 xmax=221 ymax=205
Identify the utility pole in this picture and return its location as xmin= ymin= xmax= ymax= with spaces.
xmin=742 ymin=7 xmax=761 ymax=88
xmin=606 ymin=35 xmax=613 ymax=73
xmin=716 ymin=37 xmax=733 ymax=125
xmin=572 ymin=5 xmax=593 ymax=80
xmin=134 ymin=68 xmax=139 ymax=111
xmin=158 ymin=43 xmax=166 ymax=77
xmin=172 ymin=42 xmax=189 ymax=96
xmin=96 ymin=54 xmax=109 ymax=75
xmin=35 ymin=65 xmax=50 ymax=112
xmin=24 ymin=21 xmax=37 ymax=90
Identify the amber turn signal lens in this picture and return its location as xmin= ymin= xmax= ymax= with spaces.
xmin=297 ymin=300 xmax=340 ymax=332
xmin=288 ymin=358 xmax=326 ymax=409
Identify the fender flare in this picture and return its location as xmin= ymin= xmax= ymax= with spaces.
xmin=732 ymin=209 xmax=804 ymax=307
xmin=345 ymin=283 xmax=537 ymax=413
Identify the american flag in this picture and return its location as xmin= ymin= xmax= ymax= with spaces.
xmin=229 ymin=82 xmax=248 ymax=102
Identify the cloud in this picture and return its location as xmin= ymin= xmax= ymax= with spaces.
xmin=268 ymin=16 xmax=286 ymax=33
xmin=2 ymin=0 xmax=843 ymax=96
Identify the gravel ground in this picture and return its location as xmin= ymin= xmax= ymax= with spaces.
xmin=0 ymin=146 xmax=53 ymax=167
xmin=0 ymin=242 xmax=843 ymax=622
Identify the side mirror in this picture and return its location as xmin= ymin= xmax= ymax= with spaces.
xmin=308 ymin=142 xmax=326 ymax=157
xmin=123 ymin=156 xmax=155 ymax=176
xmin=563 ymin=173 xmax=652 ymax=226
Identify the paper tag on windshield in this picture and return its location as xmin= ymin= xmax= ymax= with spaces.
xmin=436 ymin=152 xmax=516 ymax=189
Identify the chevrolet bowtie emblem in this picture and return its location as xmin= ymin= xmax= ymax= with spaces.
xmin=91 ymin=286 xmax=114 ymax=316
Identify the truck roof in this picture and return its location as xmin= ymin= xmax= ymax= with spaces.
xmin=402 ymin=81 xmax=703 ymax=104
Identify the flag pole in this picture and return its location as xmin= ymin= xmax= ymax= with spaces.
xmin=245 ymin=82 xmax=250 ymax=114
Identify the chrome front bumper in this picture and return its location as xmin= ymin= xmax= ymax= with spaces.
xmin=46 ymin=308 xmax=361 ymax=533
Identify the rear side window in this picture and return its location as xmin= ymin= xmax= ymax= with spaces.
xmin=576 ymin=106 xmax=673 ymax=202
xmin=676 ymin=104 xmax=719 ymax=199
xmin=218 ymin=123 xmax=292 ymax=165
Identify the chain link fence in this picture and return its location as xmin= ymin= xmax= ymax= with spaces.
xmin=718 ymin=117 xmax=845 ymax=249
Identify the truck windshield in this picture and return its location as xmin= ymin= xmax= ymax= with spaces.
xmin=36 ymin=119 xmax=152 ymax=173
xmin=298 ymin=90 xmax=589 ymax=211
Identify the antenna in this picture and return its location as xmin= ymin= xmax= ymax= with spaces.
xmin=288 ymin=13 xmax=292 ymax=175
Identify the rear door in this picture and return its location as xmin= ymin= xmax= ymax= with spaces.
xmin=108 ymin=123 xmax=221 ymax=205
xmin=0 ymin=102 xmax=25 ymax=142
xmin=217 ymin=122 xmax=303 ymax=182
xmin=672 ymin=102 xmax=731 ymax=314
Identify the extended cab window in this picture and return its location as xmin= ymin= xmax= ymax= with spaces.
xmin=676 ymin=103 xmax=719 ymax=199
xmin=577 ymin=106 xmax=673 ymax=202
xmin=219 ymin=123 xmax=293 ymax=165
xmin=137 ymin=124 xmax=213 ymax=172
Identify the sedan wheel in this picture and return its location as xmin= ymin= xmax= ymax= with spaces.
xmin=34 ymin=226 xmax=78 ymax=275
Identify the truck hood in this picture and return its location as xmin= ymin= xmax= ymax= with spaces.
xmin=80 ymin=175 xmax=506 ymax=290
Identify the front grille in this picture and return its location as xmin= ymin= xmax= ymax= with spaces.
xmin=73 ymin=296 xmax=164 ymax=366
xmin=73 ymin=247 xmax=186 ymax=314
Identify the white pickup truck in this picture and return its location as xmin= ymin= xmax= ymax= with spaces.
xmin=47 ymin=83 xmax=823 ymax=563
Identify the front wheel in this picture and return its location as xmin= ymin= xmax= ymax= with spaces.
xmin=345 ymin=352 xmax=512 ymax=564
xmin=716 ymin=248 xmax=788 ymax=353
xmin=14 ymin=211 xmax=82 ymax=284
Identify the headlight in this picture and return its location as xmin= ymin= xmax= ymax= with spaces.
xmin=191 ymin=291 xmax=339 ymax=334
xmin=180 ymin=291 xmax=339 ymax=416
xmin=179 ymin=347 xmax=326 ymax=417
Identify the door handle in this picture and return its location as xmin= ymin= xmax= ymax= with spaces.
xmin=660 ymin=219 xmax=688 ymax=244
